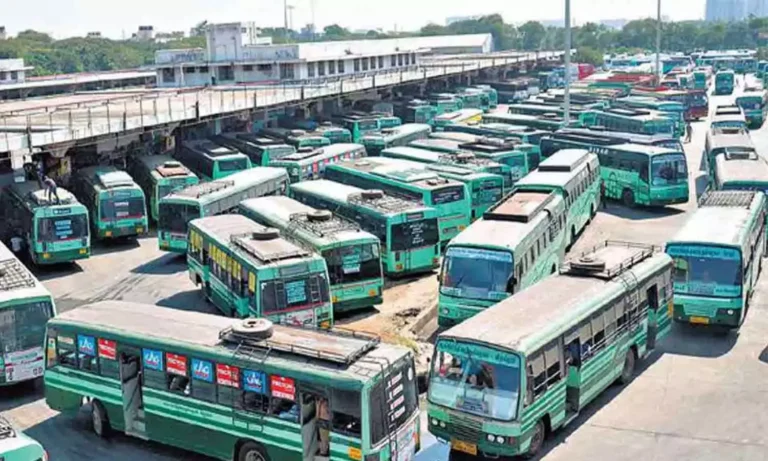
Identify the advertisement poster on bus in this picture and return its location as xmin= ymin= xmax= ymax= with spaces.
xmin=4 ymin=348 xmax=44 ymax=383
xmin=216 ymin=364 xmax=240 ymax=388
xmin=270 ymin=375 xmax=296 ymax=401
xmin=98 ymin=339 xmax=117 ymax=360
xmin=166 ymin=353 xmax=188 ymax=376
xmin=192 ymin=359 xmax=213 ymax=382
xmin=282 ymin=309 xmax=315 ymax=327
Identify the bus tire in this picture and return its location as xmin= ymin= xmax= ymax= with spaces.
xmin=91 ymin=399 xmax=111 ymax=438
xmin=524 ymin=420 xmax=546 ymax=458
xmin=622 ymin=189 xmax=635 ymax=208
xmin=618 ymin=348 xmax=636 ymax=385
xmin=237 ymin=441 xmax=270 ymax=461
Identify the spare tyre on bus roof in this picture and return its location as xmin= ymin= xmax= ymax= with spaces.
xmin=252 ymin=228 xmax=280 ymax=241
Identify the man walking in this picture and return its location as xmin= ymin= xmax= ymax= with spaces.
xmin=600 ymin=179 xmax=607 ymax=209
xmin=685 ymin=121 xmax=693 ymax=143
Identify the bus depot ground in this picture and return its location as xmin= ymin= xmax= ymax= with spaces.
xmin=4 ymin=79 xmax=768 ymax=461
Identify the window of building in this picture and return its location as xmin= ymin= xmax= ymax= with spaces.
xmin=280 ymin=63 xmax=295 ymax=80
xmin=308 ymin=62 xmax=316 ymax=78
xmin=391 ymin=55 xmax=396 ymax=67
xmin=243 ymin=64 xmax=254 ymax=72
xmin=328 ymin=60 xmax=336 ymax=74
xmin=218 ymin=66 xmax=234 ymax=81
xmin=10 ymin=71 xmax=18 ymax=81
xmin=257 ymin=64 xmax=273 ymax=72
xmin=378 ymin=56 xmax=384 ymax=68
xmin=338 ymin=60 xmax=345 ymax=73
xmin=184 ymin=67 xmax=196 ymax=74
xmin=362 ymin=59 xmax=369 ymax=71
xmin=354 ymin=59 xmax=360 ymax=72
xmin=199 ymin=66 xmax=209 ymax=73
xmin=161 ymin=68 xmax=175 ymax=83
xmin=370 ymin=57 xmax=376 ymax=69
xmin=398 ymin=54 xmax=404 ymax=66
xmin=318 ymin=61 xmax=326 ymax=76
xmin=405 ymin=54 xmax=410 ymax=65
xmin=411 ymin=53 xmax=416 ymax=65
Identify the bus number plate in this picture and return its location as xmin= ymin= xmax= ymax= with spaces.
xmin=450 ymin=439 xmax=477 ymax=456
xmin=690 ymin=316 xmax=710 ymax=325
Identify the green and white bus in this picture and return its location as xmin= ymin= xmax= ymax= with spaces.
xmin=127 ymin=155 xmax=199 ymax=223
xmin=70 ymin=166 xmax=148 ymax=240
xmin=269 ymin=144 xmax=366 ymax=183
xmin=44 ymin=301 xmax=420 ymax=461
xmin=612 ymin=97 xmax=686 ymax=137
xmin=482 ymin=112 xmax=568 ymax=132
xmin=239 ymin=196 xmax=384 ymax=313
xmin=287 ymin=120 xmax=353 ymax=144
xmin=437 ymin=149 xmax=600 ymax=326
xmin=262 ymin=127 xmax=332 ymax=150
xmin=429 ymin=241 xmax=673 ymax=458
xmin=471 ymin=85 xmax=499 ymax=108
xmin=290 ymin=180 xmax=441 ymax=276
xmin=410 ymin=137 xmax=533 ymax=172
xmin=323 ymin=157 xmax=471 ymax=246
xmin=703 ymin=130 xmax=754 ymax=177
xmin=711 ymin=149 xmax=768 ymax=194
xmin=579 ymin=109 xmax=676 ymax=137
xmin=158 ymin=167 xmax=289 ymax=253
xmin=714 ymin=70 xmax=735 ymax=95
xmin=0 ymin=182 xmax=90 ymax=264
xmin=176 ymin=140 xmax=253 ymax=181
xmin=0 ymin=416 xmax=47 ymax=461
xmin=211 ymin=133 xmax=296 ymax=167
xmin=331 ymin=114 xmax=381 ymax=142
xmin=735 ymin=90 xmax=768 ymax=128
xmin=361 ymin=123 xmax=432 ymax=156
xmin=711 ymin=106 xmax=748 ymax=132
xmin=189 ymin=214 xmax=333 ymax=327
xmin=456 ymin=89 xmax=490 ymax=112
xmin=667 ymin=191 xmax=765 ymax=329
xmin=0 ymin=241 xmax=55 ymax=386
xmin=393 ymin=99 xmax=438 ymax=125
xmin=433 ymin=109 xmax=484 ymax=130
xmin=443 ymin=122 xmax=547 ymax=150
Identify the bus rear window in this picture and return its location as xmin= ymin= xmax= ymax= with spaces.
xmin=431 ymin=186 xmax=465 ymax=205
xmin=100 ymin=196 xmax=145 ymax=221
xmin=391 ymin=218 xmax=439 ymax=251
xmin=323 ymin=243 xmax=381 ymax=285
xmin=38 ymin=214 xmax=89 ymax=242
xmin=260 ymin=273 xmax=330 ymax=315
xmin=218 ymin=158 xmax=248 ymax=172
xmin=158 ymin=202 xmax=201 ymax=234
xmin=369 ymin=358 xmax=418 ymax=446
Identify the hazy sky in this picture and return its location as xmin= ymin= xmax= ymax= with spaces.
xmin=4 ymin=0 xmax=705 ymax=39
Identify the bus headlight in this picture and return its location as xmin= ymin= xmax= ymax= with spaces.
xmin=496 ymin=436 xmax=505 ymax=444
xmin=487 ymin=434 xmax=495 ymax=442
xmin=42 ymin=253 xmax=50 ymax=260
xmin=439 ymin=421 xmax=446 ymax=428
xmin=431 ymin=418 xmax=438 ymax=426
xmin=728 ymin=310 xmax=734 ymax=315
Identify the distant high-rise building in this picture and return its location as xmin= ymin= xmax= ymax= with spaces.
xmin=136 ymin=25 xmax=154 ymax=41
xmin=747 ymin=0 xmax=768 ymax=16
xmin=0 ymin=26 xmax=6 ymax=40
xmin=706 ymin=0 xmax=748 ymax=21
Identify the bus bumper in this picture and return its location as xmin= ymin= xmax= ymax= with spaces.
xmin=437 ymin=299 xmax=493 ymax=327
xmin=98 ymin=225 xmax=146 ymax=239
xmin=34 ymin=247 xmax=91 ymax=265
xmin=428 ymin=418 xmax=523 ymax=457
xmin=673 ymin=297 xmax=742 ymax=328
xmin=158 ymin=236 xmax=188 ymax=254
xmin=649 ymin=189 xmax=689 ymax=207
xmin=331 ymin=283 xmax=384 ymax=313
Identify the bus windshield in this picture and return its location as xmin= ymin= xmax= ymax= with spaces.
xmin=668 ymin=245 xmax=742 ymax=298
xmin=440 ymin=247 xmax=512 ymax=300
xmin=219 ymin=158 xmax=248 ymax=172
xmin=390 ymin=219 xmax=439 ymax=251
xmin=359 ymin=120 xmax=379 ymax=131
xmin=429 ymin=342 xmax=521 ymax=421
xmin=323 ymin=243 xmax=381 ymax=285
xmin=38 ymin=214 xmax=89 ymax=242
xmin=432 ymin=186 xmax=465 ymax=205
xmin=268 ymin=146 xmax=297 ymax=162
xmin=157 ymin=178 xmax=194 ymax=201
xmin=737 ymin=97 xmax=762 ymax=110
xmin=651 ymin=154 xmax=688 ymax=186
xmin=159 ymin=202 xmax=201 ymax=234
xmin=100 ymin=196 xmax=144 ymax=221
xmin=369 ymin=358 xmax=419 ymax=447
xmin=0 ymin=301 xmax=54 ymax=354
xmin=260 ymin=273 xmax=330 ymax=319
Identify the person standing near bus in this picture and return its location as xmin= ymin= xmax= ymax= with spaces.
xmin=600 ymin=179 xmax=607 ymax=209
xmin=43 ymin=175 xmax=60 ymax=204
xmin=685 ymin=121 xmax=693 ymax=143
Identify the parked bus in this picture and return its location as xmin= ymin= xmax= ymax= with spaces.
xmin=667 ymin=191 xmax=764 ymax=329
xmin=127 ymin=155 xmax=199 ymax=222
xmin=157 ymin=167 xmax=288 ymax=253
xmin=0 ymin=416 xmax=47 ymax=460
xmin=239 ymin=197 xmax=383 ymax=313
xmin=711 ymin=149 xmax=768 ymax=194
xmin=579 ymin=109 xmax=676 ymax=137
xmin=703 ymin=129 xmax=754 ymax=175
xmin=612 ymin=97 xmax=686 ymax=136
xmin=735 ymin=90 xmax=768 ymax=128
xmin=70 ymin=166 xmax=148 ymax=240
xmin=0 ymin=182 xmax=90 ymax=265
xmin=211 ymin=133 xmax=296 ymax=166
xmin=44 ymin=301 xmax=419 ymax=461
xmin=323 ymin=157 xmax=471 ymax=246
xmin=176 ymin=140 xmax=253 ymax=180
xmin=269 ymin=143 xmax=366 ymax=183
xmin=429 ymin=241 xmax=673 ymax=458
xmin=433 ymin=109 xmax=484 ymax=130
xmin=471 ymin=85 xmax=499 ymax=108
xmin=437 ymin=149 xmax=600 ymax=326
xmin=427 ymin=93 xmax=463 ymax=114
xmin=711 ymin=106 xmax=748 ymax=132
xmin=714 ymin=70 xmax=735 ymax=95
xmin=693 ymin=69 xmax=709 ymax=90
xmin=0 ymin=240 xmax=55 ymax=386
xmin=261 ymin=127 xmax=331 ymax=150
xmin=481 ymin=112 xmax=568 ymax=132
xmin=410 ymin=137 xmax=534 ymax=171
xmin=189 ymin=214 xmax=332 ymax=325
xmin=287 ymin=120 xmax=353 ymax=144
xmin=554 ymin=127 xmax=684 ymax=152
xmin=480 ymin=79 xmax=530 ymax=103
xmin=456 ymin=88 xmax=490 ymax=112
xmin=290 ymin=180 xmax=441 ymax=276
xmin=361 ymin=123 xmax=432 ymax=156
xmin=443 ymin=123 xmax=547 ymax=151
xmin=392 ymin=99 xmax=438 ymax=125
xmin=331 ymin=114 xmax=380 ymax=142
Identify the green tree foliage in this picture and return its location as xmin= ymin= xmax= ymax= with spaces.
xmin=519 ymin=21 xmax=547 ymax=50
xmin=574 ymin=47 xmax=604 ymax=66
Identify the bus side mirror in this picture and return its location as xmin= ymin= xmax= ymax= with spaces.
xmin=436 ymin=273 xmax=442 ymax=283
xmin=506 ymin=276 xmax=516 ymax=294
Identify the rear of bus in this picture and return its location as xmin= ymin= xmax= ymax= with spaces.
xmin=383 ymin=209 xmax=441 ymax=276
xmin=463 ymin=173 xmax=504 ymax=221
xmin=96 ymin=187 xmax=148 ymax=239
xmin=32 ymin=198 xmax=90 ymax=264
xmin=428 ymin=182 xmax=471 ymax=246
xmin=158 ymin=195 xmax=201 ymax=253
xmin=658 ymin=103 xmax=686 ymax=136
xmin=735 ymin=94 xmax=765 ymax=128
xmin=324 ymin=236 xmax=384 ymax=313
xmin=153 ymin=173 xmax=199 ymax=222
xmin=212 ymin=153 xmax=252 ymax=179
xmin=715 ymin=71 xmax=734 ymax=95
xmin=647 ymin=149 xmax=689 ymax=205
xmin=257 ymin=257 xmax=333 ymax=328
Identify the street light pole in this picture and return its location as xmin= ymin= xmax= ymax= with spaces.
xmin=564 ymin=0 xmax=572 ymax=124
xmin=656 ymin=0 xmax=661 ymax=84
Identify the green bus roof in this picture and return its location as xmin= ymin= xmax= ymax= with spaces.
xmin=383 ymin=146 xmax=503 ymax=170
xmin=361 ymin=123 xmax=431 ymax=143
xmin=239 ymin=196 xmax=377 ymax=250
xmin=668 ymin=191 xmax=764 ymax=249
xmin=75 ymin=166 xmax=141 ymax=193
xmin=133 ymin=154 xmax=197 ymax=182
xmin=439 ymin=242 xmax=672 ymax=355
xmin=591 ymin=142 xmax=683 ymax=157
xmin=7 ymin=181 xmax=81 ymax=213
xmin=714 ymin=152 xmax=768 ymax=186
xmin=162 ymin=167 xmax=288 ymax=206
xmin=0 ymin=241 xmax=53 ymax=305
xmin=328 ymin=157 xmax=465 ymax=191
xmin=515 ymin=149 xmax=599 ymax=190
xmin=49 ymin=301 xmax=410 ymax=386
xmin=270 ymin=143 xmax=364 ymax=167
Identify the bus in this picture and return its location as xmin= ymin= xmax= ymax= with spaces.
xmin=480 ymin=79 xmax=530 ymax=103
xmin=714 ymin=70 xmax=735 ymax=95
xmin=433 ymin=109 xmax=484 ymax=130
xmin=323 ymin=157 xmax=471 ymax=246
xmin=392 ymin=99 xmax=438 ymax=125
xmin=238 ymin=196 xmax=384 ymax=313
xmin=269 ymin=144 xmax=366 ymax=183
xmin=211 ymin=133 xmax=296 ymax=166
xmin=579 ymin=109 xmax=676 ymax=137
xmin=0 ymin=240 xmax=55 ymax=386
xmin=70 ymin=166 xmax=148 ymax=240
xmin=367 ymin=112 xmax=402 ymax=129
xmin=704 ymin=130 xmax=754 ymax=176
xmin=693 ymin=69 xmax=709 ymax=90
xmin=428 ymin=93 xmax=463 ymax=114
xmin=429 ymin=241 xmax=673 ymax=458
xmin=471 ymin=85 xmax=499 ymax=108
xmin=361 ymin=123 xmax=432 ymax=156
xmin=287 ymin=120 xmax=353 ymax=144
xmin=735 ymin=90 xmax=768 ymax=128
xmin=188 ymin=214 xmax=333 ymax=326
xmin=667 ymin=191 xmax=764 ymax=329
xmin=158 ymin=167 xmax=289 ymax=253
xmin=711 ymin=107 xmax=748 ymax=132
xmin=481 ymin=112 xmax=568 ymax=133
xmin=612 ymin=97 xmax=686 ymax=137
xmin=553 ymin=128 xmax=684 ymax=152
xmin=331 ymin=114 xmax=381 ymax=142
xmin=410 ymin=137 xmax=534 ymax=171
xmin=437 ymin=149 xmax=600 ymax=326
xmin=176 ymin=140 xmax=253 ymax=181
xmin=443 ymin=123 xmax=547 ymax=151
xmin=0 ymin=182 xmax=90 ymax=265
xmin=127 ymin=155 xmax=199 ymax=223
xmin=290 ymin=180 xmax=441 ymax=276
xmin=261 ymin=127 xmax=331 ymax=150
xmin=711 ymin=149 xmax=768 ymax=194
xmin=456 ymin=89 xmax=491 ymax=112
xmin=0 ymin=416 xmax=47 ymax=460
xmin=44 ymin=301 xmax=420 ymax=461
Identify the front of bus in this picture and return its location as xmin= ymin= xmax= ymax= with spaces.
xmin=649 ymin=151 xmax=689 ymax=206
xmin=257 ymin=258 xmax=333 ymax=328
xmin=429 ymin=182 xmax=471 ymax=246
xmin=437 ymin=242 xmax=513 ymax=327
xmin=0 ymin=292 xmax=54 ymax=387
xmin=428 ymin=339 xmax=525 ymax=458
xmin=158 ymin=196 xmax=201 ymax=253
xmin=688 ymin=90 xmax=709 ymax=120
xmin=324 ymin=236 xmax=384 ymax=313
xmin=97 ymin=187 xmax=148 ymax=239
xmin=32 ymin=195 xmax=90 ymax=264
xmin=735 ymin=94 xmax=765 ymax=128
xmin=666 ymin=243 xmax=744 ymax=327
xmin=715 ymin=72 xmax=734 ymax=95
xmin=154 ymin=175 xmax=199 ymax=222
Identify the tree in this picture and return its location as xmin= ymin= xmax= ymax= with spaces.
xmin=519 ymin=21 xmax=546 ymax=50
xmin=574 ymin=47 xmax=604 ymax=66
xmin=421 ymin=23 xmax=447 ymax=36
xmin=323 ymin=24 xmax=350 ymax=39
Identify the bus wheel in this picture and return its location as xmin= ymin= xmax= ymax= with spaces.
xmin=622 ymin=189 xmax=635 ymax=208
xmin=237 ymin=441 xmax=270 ymax=461
xmin=91 ymin=400 xmax=111 ymax=438
xmin=618 ymin=348 xmax=636 ymax=385
xmin=524 ymin=420 xmax=546 ymax=458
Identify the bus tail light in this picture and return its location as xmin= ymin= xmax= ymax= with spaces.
xmin=395 ymin=252 xmax=401 ymax=262
xmin=396 ymin=263 xmax=404 ymax=271
xmin=432 ymin=257 xmax=440 ymax=265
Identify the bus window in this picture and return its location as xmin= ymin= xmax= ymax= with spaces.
xmin=331 ymin=389 xmax=361 ymax=437
xmin=38 ymin=214 xmax=89 ymax=242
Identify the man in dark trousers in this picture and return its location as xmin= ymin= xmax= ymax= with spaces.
xmin=685 ymin=121 xmax=693 ymax=143
xmin=600 ymin=180 xmax=607 ymax=209
xmin=43 ymin=175 xmax=60 ymax=204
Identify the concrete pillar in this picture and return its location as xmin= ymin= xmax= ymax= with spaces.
xmin=10 ymin=149 xmax=31 ymax=183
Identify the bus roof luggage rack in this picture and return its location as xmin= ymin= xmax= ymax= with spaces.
xmin=0 ymin=415 xmax=15 ymax=440
xmin=176 ymin=180 xmax=234 ymax=198
xmin=560 ymin=240 xmax=659 ymax=280
xmin=483 ymin=190 xmax=556 ymax=223
xmin=724 ymin=150 xmax=759 ymax=161
xmin=0 ymin=257 xmax=36 ymax=291
xmin=219 ymin=319 xmax=380 ymax=365
xmin=231 ymin=231 xmax=308 ymax=263
xmin=156 ymin=160 xmax=188 ymax=178
xmin=97 ymin=170 xmax=135 ymax=189
xmin=348 ymin=190 xmax=419 ymax=213
xmin=288 ymin=211 xmax=359 ymax=237
xmin=698 ymin=190 xmax=755 ymax=208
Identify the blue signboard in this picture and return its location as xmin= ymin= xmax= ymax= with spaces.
xmin=243 ymin=370 xmax=266 ymax=393
xmin=78 ymin=335 xmax=96 ymax=356
xmin=191 ymin=359 xmax=213 ymax=382
xmin=142 ymin=348 xmax=164 ymax=371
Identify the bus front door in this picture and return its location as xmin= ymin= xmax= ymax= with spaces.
xmin=564 ymin=333 xmax=582 ymax=422
xmin=646 ymin=285 xmax=660 ymax=350
xmin=301 ymin=391 xmax=329 ymax=460
xmin=119 ymin=350 xmax=147 ymax=438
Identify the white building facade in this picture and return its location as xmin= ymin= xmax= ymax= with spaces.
xmin=706 ymin=0 xmax=748 ymax=21
xmin=0 ymin=59 xmax=33 ymax=85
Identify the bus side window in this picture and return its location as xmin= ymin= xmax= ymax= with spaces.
xmin=330 ymin=388 xmax=362 ymax=437
xmin=526 ymin=354 xmax=546 ymax=401
xmin=579 ymin=322 xmax=593 ymax=360
xmin=591 ymin=312 xmax=606 ymax=349
xmin=604 ymin=305 xmax=617 ymax=344
xmin=56 ymin=334 xmax=77 ymax=368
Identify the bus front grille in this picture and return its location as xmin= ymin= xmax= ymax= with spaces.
xmin=684 ymin=304 xmax=718 ymax=318
xmin=449 ymin=413 xmax=483 ymax=440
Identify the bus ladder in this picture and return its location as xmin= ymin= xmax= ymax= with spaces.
xmin=357 ymin=355 xmax=399 ymax=458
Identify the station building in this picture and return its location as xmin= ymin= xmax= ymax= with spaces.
xmin=0 ymin=59 xmax=33 ymax=85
